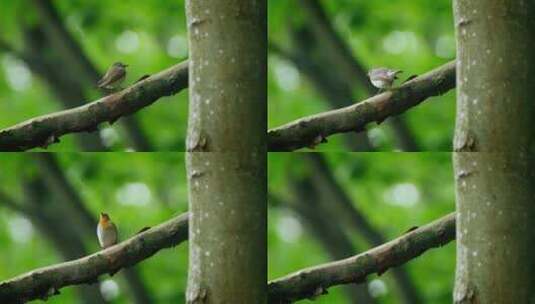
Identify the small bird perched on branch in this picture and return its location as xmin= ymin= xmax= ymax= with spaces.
xmin=368 ymin=68 xmax=402 ymax=92
xmin=97 ymin=62 xmax=128 ymax=90
xmin=97 ymin=212 xmax=118 ymax=249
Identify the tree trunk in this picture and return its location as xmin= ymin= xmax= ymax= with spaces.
xmin=453 ymin=0 xmax=535 ymax=152
xmin=453 ymin=1 xmax=535 ymax=302
xmin=185 ymin=1 xmax=267 ymax=303
xmin=453 ymin=153 xmax=535 ymax=303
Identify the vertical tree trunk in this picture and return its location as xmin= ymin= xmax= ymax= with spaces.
xmin=453 ymin=1 xmax=535 ymax=302
xmin=453 ymin=1 xmax=535 ymax=152
xmin=453 ymin=154 xmax=535 ymax=303
xmin=185 ymin=1 xmax=267 ymax=303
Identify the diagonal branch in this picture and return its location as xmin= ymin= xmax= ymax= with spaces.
xmin=267 ymin=212 xmax=456 ymax=303
xmin=306 ymin=154 xmax=421 ymax=303
xmin=0 ymin=212 xmax=189 ymax=303
xmin=0 ymin=61 xmax=188 ymax=151
xmin=286 ymin=176 xmax=375 ymax=303
xmin=0 ymin=210 xmax=456 ymax=303
xmin=268 ymin=60 xmax=455 ymax=151
xmin=298 ymin=0 xmax=419 ymax=151
xmin=1 ymin=60 xmax=453 ymax=152
xmin=33 ymin=154 xmax=152 ymax=303
xmin=30 ymin=0 xmax=153 ymax=150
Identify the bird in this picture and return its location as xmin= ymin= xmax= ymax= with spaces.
xmin=97 ymin=212 xmax=118 ymax=249
xmin=368 ymin=68 xmax=403 ymax=92
xmin=97 ymin=62 xmax=128 ymax=90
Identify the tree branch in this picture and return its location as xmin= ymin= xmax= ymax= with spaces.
xmin=267 ymin=212 xmax=456 ymax=303
xmin=20 ymin=177 xmax=108 ymax=304
xmin=0 ymin=61 xmax=188 ymax=151
xmin=306 ymin=154 xmax=421 ymax=303
xmin=298 ymin=0 xmax=419 ymax=151
xmin=0 ymin=212 xmax=189 ymax=303
xmin=287 ymin=176 xmax=375 ymax=303
xmin=267 ymin=61 xmax=455 ymax=151
xmin=33 ymin=154 xmax=153 ymax=303
xmin=2 ymin=59 xmax=452 ymax=152
xmin=30 ymin=0 xmax=153 ymax=151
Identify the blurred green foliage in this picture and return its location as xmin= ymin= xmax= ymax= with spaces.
xmin=0 ymin=1 xmax=457 ymax=303
xmin=268 ymin=0 xmax=456 ymax=151
xmin=268 ymin=153 xmax=455 ymax=303
xmin=0 ymin=0 xmax=189 ymax=151
xmin=0 ymin=153 xmax=454 ymax=304
xmin=0 ymin=153 xmax=189 ymax=303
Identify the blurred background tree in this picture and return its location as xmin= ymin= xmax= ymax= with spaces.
xmin=0 ymin=152 xmax=455 ymax=303
xmin=0 ymin=153 xmax=189 ymax=303
xmin=269 ymin=0 xmax=455 ymax=151
xmin=1 ymin=0 xmax=457 ymax=152
xmin=0 ymin=0 xmax=189 ymax=151
xmin=268 ymin=153 xmax=455 ymax=303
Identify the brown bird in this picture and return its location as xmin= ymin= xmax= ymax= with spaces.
xmin=97 ymin=62 xmax=128 ymax=90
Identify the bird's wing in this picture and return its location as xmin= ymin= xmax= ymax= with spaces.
xmin=110 ymin=223 xmax=118 ymax=243
xmin=97 ymin=68 xmax=125 ymax=87
xmin=97 ymin=68 xmax=112 ymax=86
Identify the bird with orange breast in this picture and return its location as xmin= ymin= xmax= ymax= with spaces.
xmin=97 ymin=212 xmax=118 ymax=249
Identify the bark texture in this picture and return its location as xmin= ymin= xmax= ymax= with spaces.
xmin=453 ymin=153 xmax=535 ymax=303
xmin=185 ymin=1 xmax=266 ymax=153
xmin=453 ymin=1 xmax=535 ymax=302
xmin=185 ymin=1 xmax=267 ymax=303
xmin=453 ymin=1 xmax=535 ymax=153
